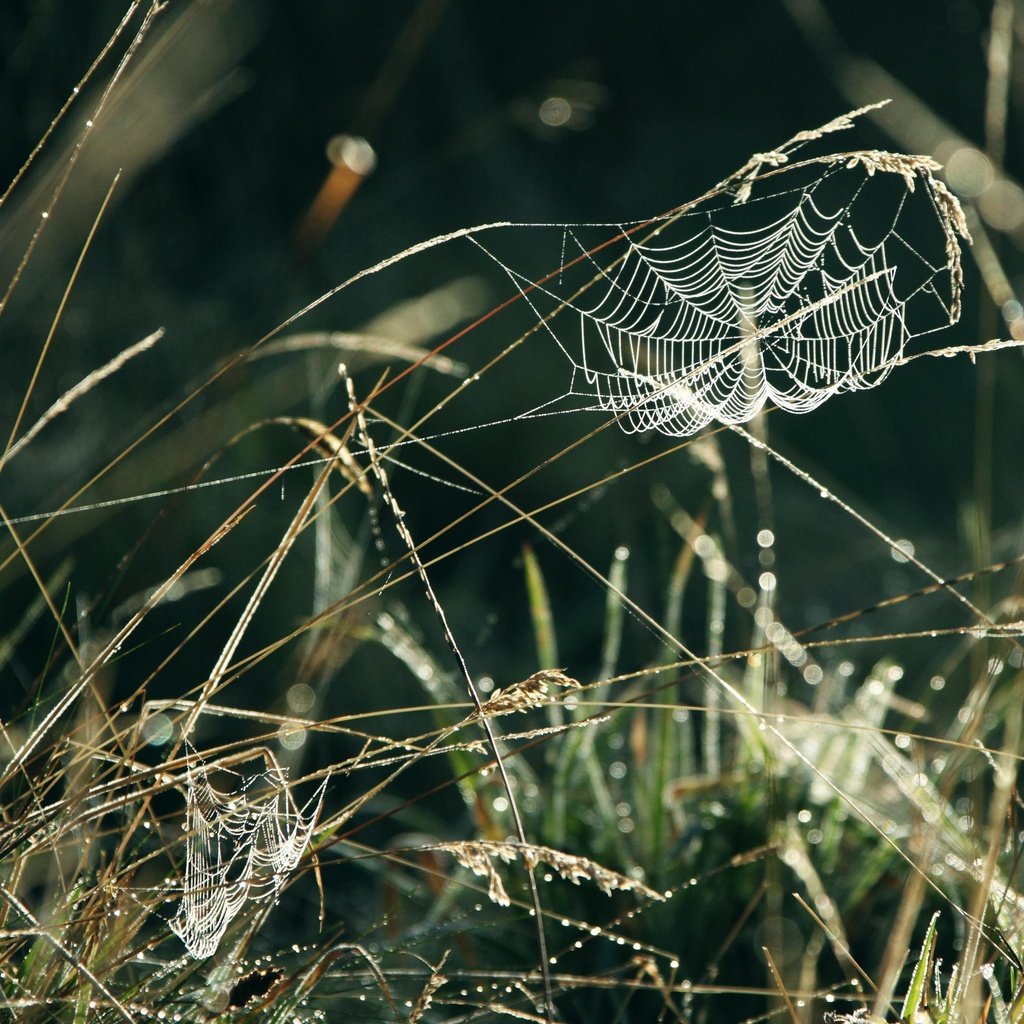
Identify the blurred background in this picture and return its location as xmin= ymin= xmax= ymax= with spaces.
xmin=1 ymin=0 xmax=1021 ymax=689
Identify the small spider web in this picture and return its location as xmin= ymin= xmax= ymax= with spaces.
xmin=169 ymin=750 xmax=326 ymax=959
xmin=472 ymin=150 xmax=968 ymax=437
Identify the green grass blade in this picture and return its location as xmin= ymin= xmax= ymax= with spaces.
xmin=901 ymin=911 xmax=939 ymax=1024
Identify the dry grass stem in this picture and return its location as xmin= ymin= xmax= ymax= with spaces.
xmin=434 ymin=840 xmax=666 ymax=907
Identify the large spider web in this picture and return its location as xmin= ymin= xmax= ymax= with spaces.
xmin=170 ymin=752 xmax=326 ymax=959
xmin=473 ymin=152 xmax=967 ymax=437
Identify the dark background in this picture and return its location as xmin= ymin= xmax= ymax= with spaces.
xmin=1 ymin=6 xmax=1017 ymax=538
xmin=2 ymin=0 xmax=1019 ymax=646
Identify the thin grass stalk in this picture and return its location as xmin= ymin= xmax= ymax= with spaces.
xmin=1 ymin=329 xmax=163 ymax=469
xmin=950 ymin=683 xmax=1022 ymax=1023
xmin=1 ymin=509 xmax=248 ymax=782
xmin=0 ymin=1 xmax=162 ymax=321
xmin=346 ymin=375 xmax=556 ymax=1021
xmin=970 ymin=0 xmax=1016 ymax=775
xmin=548 ymin=549 xmax=627 ymax=856
xmin=2 ymin=172 xmax=122 ymax=463
xmin=870 ymin=816 xmax=935 ymax=1018
xmin=0 ymin=4 xmax=142 ymax=212
xmin=732 ymin=426 xmax=1016 ymax=646
xmin=599 ymin=546 xmax=628 ymax=686
xmin=179 ymin=432 xmax=343 ymax=739
xmin=522 ymin=543 xmax=560 ymax=727
xmin=703 ymin=533 xmax=726 ymax=780
xmin=0 ymin=500 xmax=133 ymax=777
xmin=649 ymin=523 xmax=701 ymax=864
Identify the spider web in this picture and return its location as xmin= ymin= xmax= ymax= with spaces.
xmin=473 ymin=152 xmax=968 ymax=437
xmin=169 ymin=752 xmax=326 ymax=959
